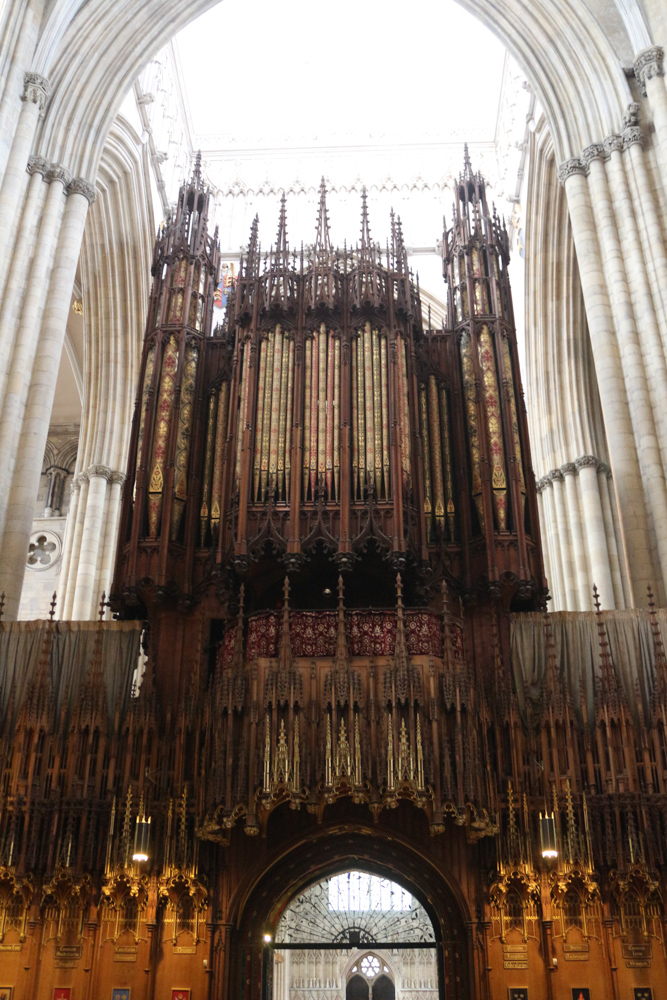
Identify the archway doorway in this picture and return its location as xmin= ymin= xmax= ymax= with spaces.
xmin=270 ymin=870 xmax=440 ymax=1000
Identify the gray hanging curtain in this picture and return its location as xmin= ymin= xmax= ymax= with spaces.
xmin=509 ymin=610 xmax=667 ymax=723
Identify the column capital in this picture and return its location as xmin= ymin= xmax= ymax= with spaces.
xmin=634 ymin=46 xmax=664 ymax=94
xmin=557 ymin=157 xmax=587 ymax=184
xmin=67 ymin=177 xmax=97 ymax=205
xmin=603 ymin=134 xmax=624 ymax=156
xmin=46 ymin=163 xmax=72 ymax=188
xmin=26 ymin=154 xmax=49 ymax=177
xmin=535 ymin=476 xmax=549 ymax=493
xmin=597 ymin=461 xmax=612 ymax=477
xmin=561 ymin=462 xmax=577 ymax=476
xmin=547 ymin=468 xmax=564 ymax=483
xmin=109 ymin=471 xmax=127 ymax=486
xmin=87 ymin=464 xmax=113 ymax=481
xmin=22 ymin=72 xmax=50 ymax=116
xmin=622 ymin=126 xmax=644 ymax=150
xmin=581 ymin=143 xmax=606 ymax=166
xmin=575 ymin=454 xmax=599 ymax=470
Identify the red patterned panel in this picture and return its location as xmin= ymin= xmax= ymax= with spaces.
xmin=406 ymin=612 xmax=442 ymax=655
xmin=220 ymin=625 xmax=237 ymax=667
xmin=348 ymin=611 xmax=397 ymax=656
xmin=246 ymin=613 xmax=279 ymax=659
xmin=290 ymin=612 xmax=338 ymax=657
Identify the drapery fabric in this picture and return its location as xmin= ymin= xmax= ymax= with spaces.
xmin=0 ymin=620 xmax=142 ymax=731
xmin=509 ymin=610 xmax=667 ymax=722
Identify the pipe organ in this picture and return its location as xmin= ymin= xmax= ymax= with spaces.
xmin=114 ymin=152 xmax=545 ymax=614
xmin=5 ymin=153 xmax=667 ymax=1000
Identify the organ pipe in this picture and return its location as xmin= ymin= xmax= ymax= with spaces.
xmin=501 ymin=337 xmax=526 ymax=514
xmin=333 ymin=338 xmax=340 ymax=501
xmin=380 ymin=335 xmax=390 ymax=497
xmin=171 ymin=341 xmax=199 ymax=540
xmin=148 ymin=333 xmax=179 ymax=538
xmin=200 ymin=391 xmax=217 ymax=546
xmin=310 ymin=332 xmax=319 ymax=498
xmin=286 ymin=339 xmax=294 ymax=500
xmin=428 ymin=374 xmax=445 ymax=527
xmin=363 ymin=325 xmax=375 ymax=491
xmin=351 ymin=338 xmax=359 ymax=499
xmin=303 ymin=338 xmax=312 ymax=499
xmin=419 ymin=384 xmax=433 ymax=519
xmin=261 ymin=329 xmax=275 ymax=500
xmin=210 ymin=380 xmax=228 ymax=540
xmin=460 ymin=332 xmax=484 ymax=533
xmin=133 ymin=343 xmax=156 ymax=504
xmin=253 ymin=336 xmax=268 ymax=501
xmin=357 ymin=333 xmax=366 ymax=495
xmin=372 ymin=327 xmax=382 ymax=495
xmin=477 ymin=325 xmax=507 ymax=531
xmin=278 ymin=329 xmax=289 ymax=500
xmin=439 ymin=386 xmax=456 ymax=541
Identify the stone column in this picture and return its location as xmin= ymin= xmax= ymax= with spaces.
xmin=0 ymin=178 xmax=95 ymax=620
xmin=70 ymin=465 xmax=111 ymax=620
xmin=634 ymin=47 xmax=667 ymax=182
xmin=562 ymin=462 xmax=592 ymax=608
xmin=0 ymin=164 xmax=70 ymax=536
xmin=559 ymin=161 xmax=657 ymax=603
xmin=597 ymin=462 xmax=627 ymax=608
xmin=0 ymin=73 xmax=50 ymax=294
xmin=43 ymin=466 xmax=68 ymax=517
xmin=549 ymin=469 xmax=577 ymax=610
xmin=576 ymin=455 xmax=615 ymax=608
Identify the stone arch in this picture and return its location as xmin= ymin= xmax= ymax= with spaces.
xmin=22 ymin=0 xmax=639 ymax=180
xmin=228 ymin=824 xmax=470 ymax=1000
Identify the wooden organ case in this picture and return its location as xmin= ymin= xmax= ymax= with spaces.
xmin=113 ymin=154 xmax=546 ymax=621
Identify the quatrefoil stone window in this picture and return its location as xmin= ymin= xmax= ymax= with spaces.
xmin=26 ymin=530 xmax=61 ymax=571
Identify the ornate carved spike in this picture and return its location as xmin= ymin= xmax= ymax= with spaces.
xmin=507 ymin=780 xmax=520 ymax=865
xmin=192 ymin=149 xmax=202 ymax=185
xmin=49 ymin=591 xmax=57 ymax=621
xmin=292 ymin=714 xmax=300 ymax=793
xmin=462 ymin=142 xmax=473 ymax=178
xmin=359 ymin=187 xmax=372 ymax=252
xmin=105 ymin=795 xmax=116 ymax=876
xmin=121 ymin=786 xmax=132 ymax=869
xmin=325 ymin=713 xmax=333 ymax=786
xmin=387 ymin=713 xmax=395 ymax=790
xmin=592 ymin=582 xmax=601 ymax=612
xmin=416 ymin=713 xmax=425 ymax=790
xmin=178 ymin=786 xmax=188 ymax=867
xmin=0 ymin=592 xmax=5 ymax=621
xmin=273 ymin=719 xmax=290 ymax=785
xmin=394 ymin=574 xmax=409 ymax=703
xmin=565 ymin=778 xmax=577 ymax=864
xmin=582 ymin=791 xmax=593 ymax=869
xmin=98 ymin=591 xmax=106 ymax=621
xmin=275 ymin=193 xmax=288 ymax=264
xmin=314 ymin=177 xmax=332 ymax=253
xmin=263 ymin=715 xmax=271 ymax=793
xmin=354 ymin=711 xmax=362 ymax=786
xmin=335 ymin=575 xmax=348 ymax=668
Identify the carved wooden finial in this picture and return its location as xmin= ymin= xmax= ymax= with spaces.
xmin=0 ymin=592 xmax=5 ymax=622
xmin=592 ymin=582 xmax=601 ymax=613
xmin=99 ymin=591 xmax=107 ymax=621
xmin=49 ymin=591 xmax=57 ymax=621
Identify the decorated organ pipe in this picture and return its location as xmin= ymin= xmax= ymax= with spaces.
xmin=116 ymin=159 xmax=543 ymax=610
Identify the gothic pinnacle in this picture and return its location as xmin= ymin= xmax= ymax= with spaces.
xmin=314 ymin=176 xmax=332 ymax=253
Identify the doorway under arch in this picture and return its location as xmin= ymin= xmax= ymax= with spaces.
xmin=272 ymin=869 xmax=438 ymax=1000
xmin=229 ymin=830 xmax=468 ymax=1000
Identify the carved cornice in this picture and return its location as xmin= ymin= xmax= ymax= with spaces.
xmin=557 ymin=158 xmax=586 ymax=184
xmin=22 ymin=72 xmax=50 ymax=115
xmin=67 ymin=177 xmax=97 ymax=205
xmin=634 ymin=46 xmax=664 ymax=95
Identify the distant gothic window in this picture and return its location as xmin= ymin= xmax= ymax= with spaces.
xmin=360 ymin=955 xmax=381 ymax=978
xmin=347 ymin=974 xmax=368 ymax=1000
xmin=328 ymin=872 xmax=412 ymax=912
xmin=372 ymin=974 xmax=395 ymax=1000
